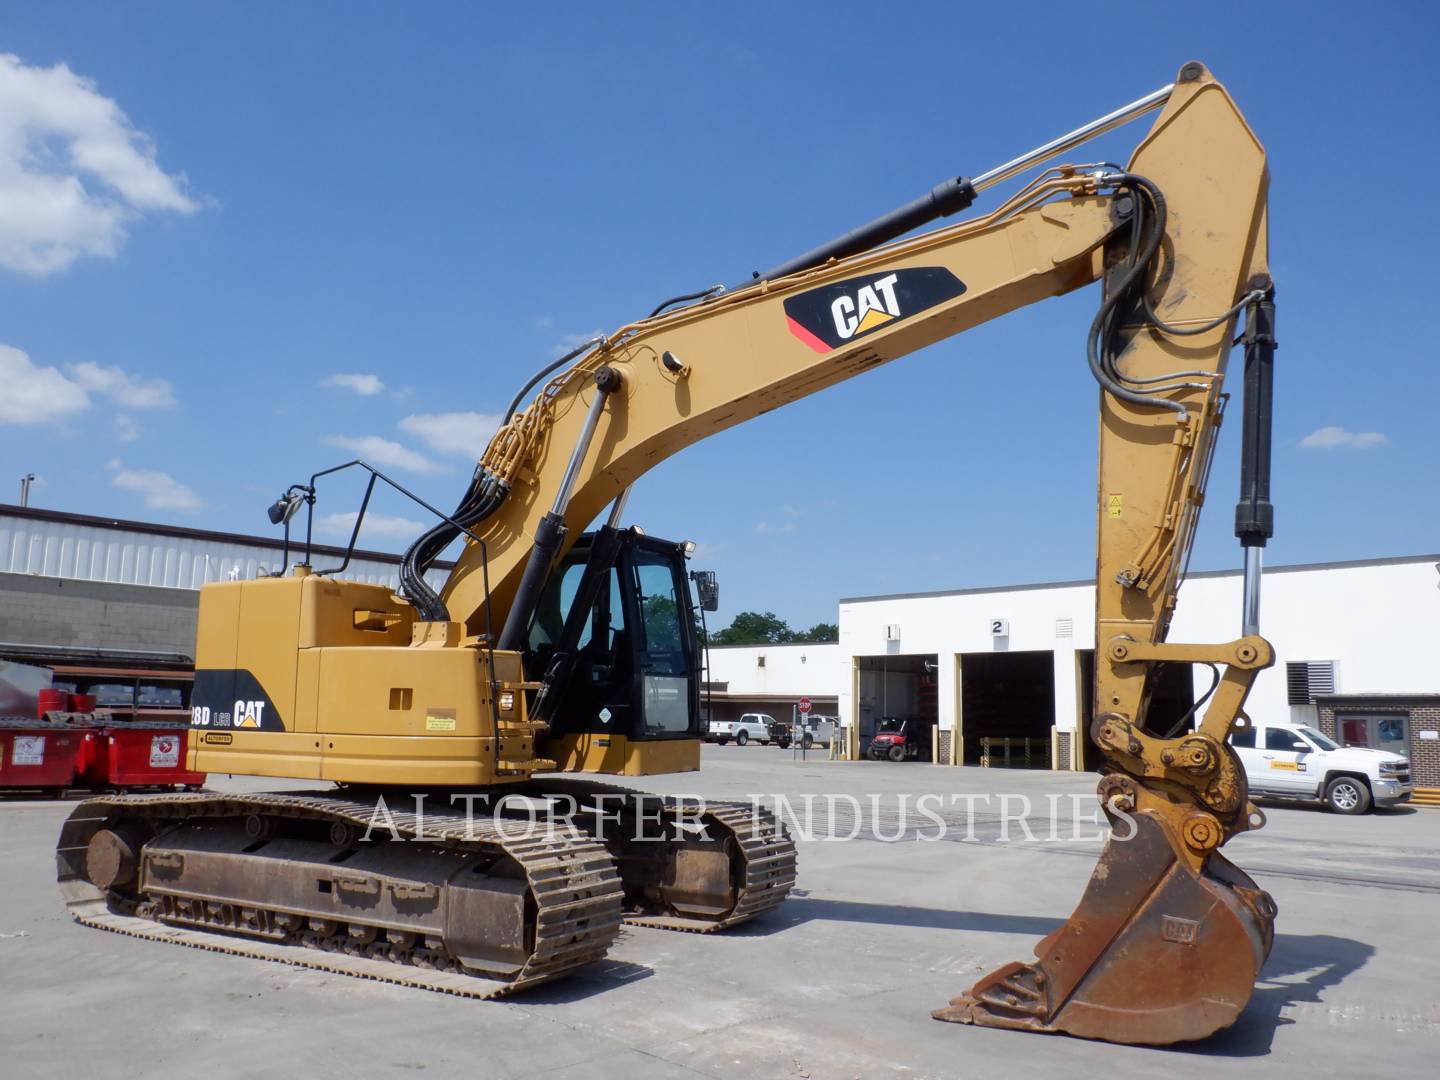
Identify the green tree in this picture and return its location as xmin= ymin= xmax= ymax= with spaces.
xmin=711 ymin=611 xmax=794 ymax=645
xmin=794 ymin=622 xmax=838 ymax=643
xmin=641 ymin=595 xmax=682 ymax=649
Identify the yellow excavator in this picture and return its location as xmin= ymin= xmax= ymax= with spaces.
xmin=58 ymin=61 xmax=1280 ymax=1045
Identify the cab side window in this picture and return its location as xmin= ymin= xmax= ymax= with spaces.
xmin=1229 ymin=728 xmax=1256 ymax=749
xmin=1264 ymin=728 xmax=1302 ymax=751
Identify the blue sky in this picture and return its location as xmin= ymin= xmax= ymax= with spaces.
xmin=0 ymin=2 xmax=1435 ymax=630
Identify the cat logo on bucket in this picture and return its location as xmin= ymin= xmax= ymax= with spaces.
xmin=783 ymin=266 xmax=966 ymax=353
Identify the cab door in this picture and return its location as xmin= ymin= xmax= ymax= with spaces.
xmin=624 ymin=541 xmax=700 ymax=739
xmin=1257 ymin=726 xmax=1315 ymax=793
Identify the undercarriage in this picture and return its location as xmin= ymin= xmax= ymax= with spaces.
xmin=57 ymin=784 xmax=796 ymax=996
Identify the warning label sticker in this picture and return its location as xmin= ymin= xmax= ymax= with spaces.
xmin=425 ymin=710 xmax=457 ymax=732
xmin=150 ymin=735 xmax=180 ymax=768
xmin=13 ymin=736 xmax=45 ymax=766
xmin=1106 ymin=494 xmax=1124 ymax=518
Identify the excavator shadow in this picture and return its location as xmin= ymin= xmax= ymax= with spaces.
xmin=1178 ymin=933 xmax=1375 ymax=1057
xmin=718 ymin=899 xmax=1373 ymax=1056
xmin=721 ymin=895 xmax=1064 ymax=938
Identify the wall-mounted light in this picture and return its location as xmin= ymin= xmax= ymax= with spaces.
xmin=267 ymin=492 xmax=304 ymax=525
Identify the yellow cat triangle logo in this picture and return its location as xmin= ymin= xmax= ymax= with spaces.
xmin=854 ymin=307 xmax=894 ymax=334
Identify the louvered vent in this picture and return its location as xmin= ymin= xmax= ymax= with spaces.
xmin=1055 ymin=617 xmax=1074 ymax=639
xmin=1286 ymin=660 xmax=1337 ymax=705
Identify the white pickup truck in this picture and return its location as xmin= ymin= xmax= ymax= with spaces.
xmin=707 ymin=713 xmax=773 ymax=746
xmin=1229 ymin=720 xmax=1413 ymax=814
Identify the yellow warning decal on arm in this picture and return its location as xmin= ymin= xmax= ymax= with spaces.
xmin=426 ymin=709 xmax=457 ymax=732
xmin=1106 ymin=494 xmax=1123 ymax=518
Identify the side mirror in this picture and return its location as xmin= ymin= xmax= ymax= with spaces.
xmin=1291 ymin=741 xmax=1309 ymax=751
xmin=691 ymin=570 xmax=719 ymax=612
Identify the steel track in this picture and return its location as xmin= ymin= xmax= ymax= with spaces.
xmin=520 ymin=777 xmax=798 ymax=931
xmin=57 ymin=791 xmax=624 ymax=999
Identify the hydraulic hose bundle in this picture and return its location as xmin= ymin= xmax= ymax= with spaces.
xmin=1088 ymin=173 xmax=1262 ymax=418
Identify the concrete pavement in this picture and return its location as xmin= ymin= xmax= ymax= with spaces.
xmin=2 ymin=744 xmax=1435 ymax=1079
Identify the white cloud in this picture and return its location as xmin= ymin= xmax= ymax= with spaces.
xmin=397 ymin=411 xmax=501 ymax=456
xmin=315 ymin=511 xmax=425 ymax=543
xmin=68 ymin=360 xmax=175 ymax=408
xmin=754 ymin=521 xmax=796 ymax=535
xmin=114 ymin=414 xmax=139 ymax=442
xmin=320 ymin=373 xmax=385 ymax=396
xmin=323 ymin=434 xmax=443 ymax=473
xmin=0 ymin=343 xmax=89 ymax=422
xmin=0 ymin=53 xmax=201 ymax=276
xmin=1298 ymin=426 xmax=1389 ymax=451
xmin=106 ymin=460 xmax=201 ymax=511
xmin=0 ymin=344 xmax=177 ymax=426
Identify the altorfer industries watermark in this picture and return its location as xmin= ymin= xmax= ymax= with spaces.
xmin=359 ymin=791 xmax=1137 ymax=844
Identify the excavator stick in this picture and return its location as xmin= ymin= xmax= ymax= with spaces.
xmin=933 ymin=61 xmax=1284 ymax=1048
xmin=933 ymin=63 xmax=1279 ymax=1045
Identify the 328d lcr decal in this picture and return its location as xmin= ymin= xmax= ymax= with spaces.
xmin=784 ymin=266 xmax=966 ymax=353
xmin=190 ymin=668 xmax=286 ymax=731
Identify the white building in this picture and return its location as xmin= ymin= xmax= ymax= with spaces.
xmin=836 ymin=555 xmax=1440 ymax=783
xmin=701 ymin=642 xmax=842 ymax=725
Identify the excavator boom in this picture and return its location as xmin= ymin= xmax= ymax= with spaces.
xmin=445 ymin=60 xmax=1279 ymax=1044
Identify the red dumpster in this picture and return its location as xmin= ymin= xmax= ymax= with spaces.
xmin=0 ymin=719 xmax=84 ymax=796
xmin=83 ymin=723 xmax=206 ymax=790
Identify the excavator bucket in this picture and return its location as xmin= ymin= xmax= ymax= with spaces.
xmin=934 ymin=800 xmax=1277 ymax=1045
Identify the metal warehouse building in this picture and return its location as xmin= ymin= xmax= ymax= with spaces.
xmin=0 ymin=504 xmax=448 ymax=664
xmin=836 ymin=555 xmax=1440 ymax=786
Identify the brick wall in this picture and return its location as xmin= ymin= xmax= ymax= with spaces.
xmin=1411 ymin=705 xmax=1440 ymax=788
xmin=937 ymin=729 xmax=951 ymax=764
xmin=1316 ymin=694 xmax=1440 ymax=789
xmin=1054 ymin=728 xmax=1075 ymax=771
xmin=0 ymin=572 xmax=198 ymax=657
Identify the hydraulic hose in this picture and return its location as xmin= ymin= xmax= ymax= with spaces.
xmin=503 ymin=337 xmax=608 ymax=423
xmin=1087 ymin=173 xmax=1200 ymax=419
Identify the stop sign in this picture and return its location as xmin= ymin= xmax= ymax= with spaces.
xmin=798 ymin=697 xmax=812 ymax=714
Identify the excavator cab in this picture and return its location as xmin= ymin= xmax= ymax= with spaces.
xmin=526 ymin=528 xmax=705 ymax=775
